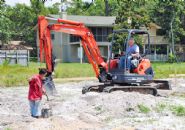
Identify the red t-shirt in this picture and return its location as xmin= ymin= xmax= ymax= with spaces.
xmin=28 ymin=74 xmax=44 ymax=101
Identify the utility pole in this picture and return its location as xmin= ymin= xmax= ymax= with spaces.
xmin=104 ymin=0 xmax=109 ymax=16
xmin=170 ymin=22 xmax=174 ymax=55
xmin=170 ymin=12 xmax=178 ymax=62
xmin=170 ymin=12 xmax=175 ymax=55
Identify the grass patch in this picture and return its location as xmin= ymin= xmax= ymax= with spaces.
xmin=0 ymin=62 xmax=94 ymax=87
xmin=170 ymin=105 xmax=185 ymax=116
xmin=138 ymin=104 xmax=150 ymax=114
xmin=0 ymin=63 xmax=42 ymax=87
xmin=0 ymin=62 xmax=185 ymax=87
xmin=54 ymin=63 xmax=94 ymax=78
xmin=4 ymin=128 xmax=12 ymax=130
xmin=151 ymin=62 xmax=185 ymax=79
xmin=155 ymin=103 xmax=167 ymax=113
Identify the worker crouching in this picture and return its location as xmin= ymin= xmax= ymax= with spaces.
xmin=28 ymin=68 xmax=47 ymax=118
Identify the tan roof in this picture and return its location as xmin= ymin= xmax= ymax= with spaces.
xmin=0 ymin=41 xmax=33 ymax=50
xmin=149 ymin=23 xmax=161 ymax=29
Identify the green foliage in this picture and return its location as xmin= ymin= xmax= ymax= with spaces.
xmin=153 ymin=0 xmax=185 ymax=44
xmin=138 ymin=104 xmax=150 ymax=114
xmin=113 ymin=0 xmax=151 ymax=52
xmin=0 ymin=0 xmax=52 ymax=56
xmin=66 ymin=0 xmax=118 ymax=16
xmin=2 ymin=59 xmax=10 ymax=67
xmin=115 ymin=0 xmax=151 ymax=29
xmin=67 ymin=0 xmax=103 ymax=16
xmin=30 ymin=0 xmax=50 ymax=15
xmin=48 ymin=2 xmax=60 ymax=14
xmin=168 ymin=53 xmax=176 ymax=63
xmin=0 ymin=3 xmax=13 ymax=44
xmin=170 ymin=105 xmax=185 ymax=116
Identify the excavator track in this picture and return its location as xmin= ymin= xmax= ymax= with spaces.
xmin=82 ymin=80 xmax=171 ymax=96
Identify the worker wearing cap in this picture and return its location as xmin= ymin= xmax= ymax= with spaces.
xmin=28 ymin=68 xmax=47 ymax=118
xmin=119 ymin=37 xmax=139 ymax=72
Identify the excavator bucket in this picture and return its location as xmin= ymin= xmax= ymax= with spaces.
xmin=43 ymin=75 xmax=57 ymax=96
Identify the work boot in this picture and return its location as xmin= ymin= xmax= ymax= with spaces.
xmin=125 ymin=69 xmax=130 ymax=74
xmin=31 ymin=115 xmax=42 ymax=119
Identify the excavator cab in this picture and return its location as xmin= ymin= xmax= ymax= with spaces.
xmin=83 ymin=29 xmax=171 ymax=95
xmin=107 ymin=29 xmax=154 ymax=85
xmin=91 ymin=29 xmax=171 ymax=95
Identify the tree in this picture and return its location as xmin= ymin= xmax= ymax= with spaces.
xmin=66 ymin=0 xmax=117 ymax=16
xmin=115 ymin=0 xmax=151 ymax=29
xmin=30 ymin=0 xmax=50 ymax=16
xmin=48 ymin=2 xmax=60 ymax=14
xmin=113 ymin=0 xmax=152 ymax=52
xmin=0 ymin=2 xmax=14 ymax=45
xmin=153 ymin=0 xmax=185 ymax=54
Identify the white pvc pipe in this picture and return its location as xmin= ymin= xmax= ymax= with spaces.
xmin=45 ymin=17 xmax=58 ymax=21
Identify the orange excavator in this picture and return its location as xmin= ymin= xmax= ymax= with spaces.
xmin=38 ymin=16 xmax=171 ymax=96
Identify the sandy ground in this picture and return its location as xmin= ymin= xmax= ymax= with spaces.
xmin=1 ymin=78 xmax=185 ymax=130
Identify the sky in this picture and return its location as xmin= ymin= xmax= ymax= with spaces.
xmin=5 ymin=0 xmax=92 ymax=7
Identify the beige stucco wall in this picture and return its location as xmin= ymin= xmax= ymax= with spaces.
xmin=51 ymin=31 xmax=62 ymax=61
xmin=70 ymin=44 xmax=80 ymax=62
xmin=148 ymin=26 xmax=157 ymax=36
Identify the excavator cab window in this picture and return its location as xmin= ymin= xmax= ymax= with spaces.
xmin=109 ymin=29 xmax=151 ymax=71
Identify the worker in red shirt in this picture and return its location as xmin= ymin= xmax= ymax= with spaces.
xmin=28 ymin=68 xmax=47 ymax=118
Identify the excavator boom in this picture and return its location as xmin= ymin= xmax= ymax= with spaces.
xmin=38 ymin=16 xmax=108 ymax=80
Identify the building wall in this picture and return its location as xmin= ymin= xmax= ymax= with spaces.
xmin=70 ymin=44 xmax=79 ymax=62
xmin=61 ymin=33 xmax=71 ymax=62
xmin=51 ymin=31 xmax=63 ymax=61
xmin=148 ymin=26 xmax=157 ymax=36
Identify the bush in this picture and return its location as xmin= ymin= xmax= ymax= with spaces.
xmin=168 ymin=53 xmax=176 ymax=63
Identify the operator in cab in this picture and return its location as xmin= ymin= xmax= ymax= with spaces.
xmin=119 ymin=37 xmax=139 ymax=72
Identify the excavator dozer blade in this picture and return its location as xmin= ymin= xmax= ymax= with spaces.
xmin=151 ymin=80 xmax=171 ymax=90
xmin=82 ymin=84 xmax=158 ymax=96
xmin=82 ymin=80 xmax=171 ymax=96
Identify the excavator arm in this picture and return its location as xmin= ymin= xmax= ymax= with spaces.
xmin=38 ymin=16 xmax=108 ymax=81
